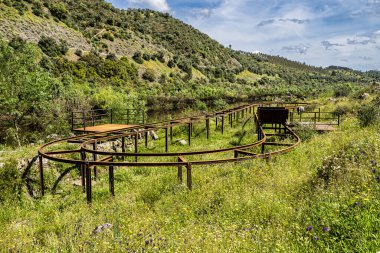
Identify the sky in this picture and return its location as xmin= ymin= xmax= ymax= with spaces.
xmin=106 ymin=0 xmax=380 ymax=71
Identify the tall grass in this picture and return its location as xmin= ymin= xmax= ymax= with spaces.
xmin=0 ymin=115 xmax=379 ymax=252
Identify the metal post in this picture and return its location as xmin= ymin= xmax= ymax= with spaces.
xmin=186 ymin=163 xmax=192 ymax=190
xmin=170 ymin=122 xmax=173 ymax=143
xmin=122 ymin=137 xmax=125 ymax=161
xmin=142 ymin=110 xmax=145 ymax=124
xmin=109 ymin=158 xmax=115 ymax=196
xmin=338 ymin=115 xmax=340 ymax=126
xmin=145 ymin=130 xmax=148 ymax=147
xmin=216 ymin=116 xmax=218 ymax=128
xmin=110 ymin=109 xmax=113 ymax=124
xmin=39 ymin=155 xmax=44 ymax=196
xmin=221 ymin=115 xmax=224 ymax=134
xmin=81 ymin=151 xmax=86 ymax=192
xmin=261 ymin=144 xmax=265 ymax=154
xmin=71 ymin=112 xmax=74 ymax=131
xmin=165 ymin=127 xmax=169 ymax=153
xmin=134 ymin=133 xmax=138 ymax=162
xmin=188 ymin=123 xmax=191 ymax=146
xmin=83 ymin=111 xmax=86 ymax=131
xmin=93 ymin=142 xmax=97 ymax=180
xmin=177 ymin=157 xmax=183 ymax=183
xmin=230 ymin=113 xmax=233 ymax=127
xmin=206 ymin=118 xmax=210 ymax=139
xmin=85 ymin=161 xmax=92 ymax=204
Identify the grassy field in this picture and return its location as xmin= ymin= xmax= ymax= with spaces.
xmin=0 ymin=104 xmax=380 ymax=252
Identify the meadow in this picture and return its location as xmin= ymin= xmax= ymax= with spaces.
xmin=0 ymin=98 xmax=379 ymax=252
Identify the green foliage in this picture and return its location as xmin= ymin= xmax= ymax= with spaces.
xmin=142 ymin=68 xmax=156 ymax=82
xmin=0 ymin=159 xmax=21 ymax=203
xmin=38 ymin=36 xmax=68 ymax=57
xmin=132 ymin=51 xmax=143 ymax=64
xmin=48 ymin=2 xmax=68 ymax=20
xmin=357 ymin=103 xmax=379 ymax=127
xmin=333 ymin=83 xmax=352 ymax=97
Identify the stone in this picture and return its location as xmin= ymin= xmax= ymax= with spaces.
xmin=176 ymin=139 xmax=187 ymax=146
xmin=92 ymin=223 xmax=113 ymax=235
xmin=150 ymin=130 xmax=159 ymax=140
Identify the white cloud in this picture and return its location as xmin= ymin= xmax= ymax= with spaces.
xmin=129 ymin=0 xmax=170 ymax=12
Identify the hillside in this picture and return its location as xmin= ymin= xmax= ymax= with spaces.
xmin=0 ymin=0 xmax=379 ymax=144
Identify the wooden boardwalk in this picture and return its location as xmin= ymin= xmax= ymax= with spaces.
xmin=288 ymin=122 xmax=337 ymax=131
xmin=73 ymin=124 xmax=137 ymax=133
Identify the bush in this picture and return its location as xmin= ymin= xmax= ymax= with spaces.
xmin=49 ymin=3 xmax=68 ymax=20
xmin=132 ymin=51 xmax=143 ymax=64
xmin=334 ymin=84 xmax=352 ymax=97
xmin=38 ymin=36 xmax=68 ymax=57
xmin=333 ymin=104 xmax=352 ymax=117
xmin=357 ymin=104 xmax=379 ymax=127
xmin=0 ymin=159 xmax=21 ymax=202
xmin=142 ymin=68 xmax=156 ymax=82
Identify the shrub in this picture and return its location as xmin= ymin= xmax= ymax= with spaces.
xmin=333 ymin=84 xmax=352 ymax=97
xmin=357 ymin=104 xmax=379 ymax=127
xmin=333 ymin=104 xmax=352 ymax=117
xmin=49 ymin=3 xmax=68 ymax=20
xmin=142 ymin=68 xmax=156 ymax=82
xmin=74 ymin=49 xmax=82 ymax=57
xmin=38 ymin=36 xmax=68 ymax=57
xmin=0 ymin=159 xmax=21 ymax=202
xmin=132 ymin=51 xmax=143 ymax=64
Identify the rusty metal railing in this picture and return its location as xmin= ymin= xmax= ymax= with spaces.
xmin=39 ymin=102 xmax=304 ymax=202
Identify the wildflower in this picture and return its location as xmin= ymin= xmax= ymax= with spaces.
xmin=370 ymin=160 xmax=377 ymax=167
xmin=371 ymin=169 xmax=376 ymax=173
xmin=355 ymin=201 xmax=360 ymax=206
xmin=306 ymin=226 xmax=313 ymax=232
xmin=376 ymin=176 xmax=380 ymax=182
xmin=322 ymin=227 xmax=330 ymax=232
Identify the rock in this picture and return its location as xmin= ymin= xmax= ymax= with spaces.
xmin=175 ymin=139 xmax=187 ymax=146
xmin=150 ymin=130 xmax=159 ymax=140
xmin=46 ymin=134 xmax=59 ymax=140
xmin=92 ymin=223 xmax=112 ymax=235
xmin=360 ymin=93 xmax=370 ymax=99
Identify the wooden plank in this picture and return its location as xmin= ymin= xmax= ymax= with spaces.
xmin=73 ymin=124 xmax=137 ymax=133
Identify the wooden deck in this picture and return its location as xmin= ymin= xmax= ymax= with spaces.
xmin=73 ymin=124 xmax=137 ymax=133
xmin=288 ymin=122 xmax=337 ymax=131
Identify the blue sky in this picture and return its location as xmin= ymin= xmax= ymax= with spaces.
xmin=107 ymin=0 xmax=380 ymax=71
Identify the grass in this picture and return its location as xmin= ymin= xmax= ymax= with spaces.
xmin=0 ymin=107 xmax=380 ymax=252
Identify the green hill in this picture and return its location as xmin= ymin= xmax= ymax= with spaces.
xmin=0 ymin=0 xmax=379 ymax=143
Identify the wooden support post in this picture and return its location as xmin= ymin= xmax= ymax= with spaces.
xmin=165 ymin=127 xmax=169 ymax=153
xmin=261 ymin=144 xmax=265 ymax=154
xmin=206 ymin=118 xmax=210 ymax=139
xmin=81 ymin=151 xmax=86 ymax=192
xmin=39 ymin=155 xmax=44 ymax=196
xmin=109 ymin=158 xmax=115 ymax=197
xmin=234 ymin=150 xmax=238 ymax=159
xmin=93 ymin=142 xmax=98 ymax=180
xmin=221 ymin=115 xmax=224 ymax=134
xmin=188 ymin=123 xmax=191 ymax=146
xmin=85 ymin=161 xmax=92 ymax=204
xmin=186 ymin=163 xmax=192 ymax=190
xmin=134 ymin=133 xmax=138 ymax=162
xmin=242 ymin=109 xmax=245 ymax=118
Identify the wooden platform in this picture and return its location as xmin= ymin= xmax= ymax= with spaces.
xmin=297 ymin=122 xmax=336 ymax=131
xmin=73 ymin=124 xmax=137 ymax=133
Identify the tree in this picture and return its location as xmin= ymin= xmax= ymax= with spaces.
xmin=0 ymin=41 xmax=57 ymax=145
